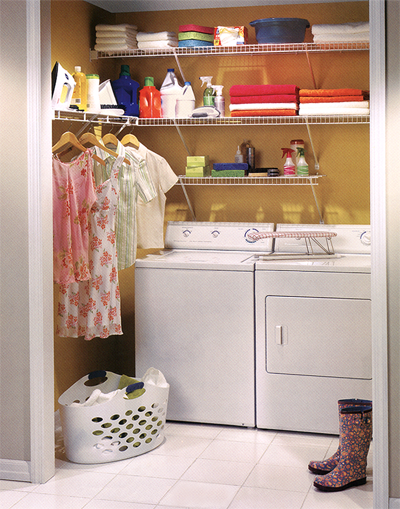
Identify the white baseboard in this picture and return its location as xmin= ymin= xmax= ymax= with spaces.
xmin=0 ymin=459 xmax=31 ymax=482
xmin=390 ymin=498 xmax=400 ymax=508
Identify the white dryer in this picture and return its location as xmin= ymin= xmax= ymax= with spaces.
xmin=135 ymin=221 xmax=274 ymax=427
xmin=254 ymin=224 xmax=372 ymax=434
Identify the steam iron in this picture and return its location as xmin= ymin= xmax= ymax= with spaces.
xmin=51 ymin=62 xmax=75 ymax=111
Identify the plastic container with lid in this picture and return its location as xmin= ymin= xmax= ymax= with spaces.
xmin=111 ymin=65 xmax=140 ymax=117
xmin=139 ymin=77 xmax=161 ymax=118
xmin=160 ymin=68 xmax=183 ymax=118
xmin=175 ymin=81 xmax=195 ymax=118
xmin=86 ymin=74 xmax=101 ymax=113
xmin=250 ymin=18 xmax=310 ymax=44
xmin=71 ymin=66 xmax=87 ymax=111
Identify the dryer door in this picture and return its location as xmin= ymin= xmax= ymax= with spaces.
xmin=266 ymin=296 xmax=371 ymax=379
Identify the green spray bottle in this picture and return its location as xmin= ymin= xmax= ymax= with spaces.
xmin=296 ymin=147 xmax=309 ymax=176
xmin=199 ymin=76 xmax=215 ymax=106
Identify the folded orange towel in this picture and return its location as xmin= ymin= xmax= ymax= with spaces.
xmin=230 ymin=94 xmax=299 ymax=104
xmin=299 ymin=88 xmax=366 ymax=97
xmin=300 ymin=95 xmax=366 ymax=103
xmin=230 ymin=109 xmax=298 ymax=117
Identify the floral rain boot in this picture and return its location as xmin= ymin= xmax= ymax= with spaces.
xmin=308 ymin=398 xmax=372 ymax=475
xmin=313 ymin=405 xmax=372 ymax=491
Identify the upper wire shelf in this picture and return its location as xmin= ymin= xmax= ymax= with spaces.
xmin=53 ymin=110 xmax=370 ymax=127
xmin=90 ymin=42 xmax=369 ymax=60
xmin=178 ymin=175 xmax=323 ymax=186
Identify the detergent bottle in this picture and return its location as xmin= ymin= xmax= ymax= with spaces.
xmin=70 ymin=66 xmax=87 ymax=111
xmin=296 ymin=147 xmax=309 ymax=176
xmin=160 ymin=68 xmax=183 ymax=118
xmin=281 ymin=148 xmax=296 ymax=175
xmin=175 ymin=81 xmax=196 ymax=118
xmin=139 ymin=77 xmax=161 ymax=118
xmin=212 ymin=85 xmax=225 ymax=117
xmin=111 ymin=64 xmax=140 ymax=116
xmin=86 ymin=74 xmax=101 ymax=113
xmin=245 ymin=140 xmax=255 ymax=173
xmin=199 ymin=76 xmax=215 ymax=106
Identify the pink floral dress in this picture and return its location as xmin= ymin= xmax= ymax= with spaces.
xmin=52 ymin=150 xmax=97 ymax=285
xmin=56 ymin=154 xmax=124 ymax=340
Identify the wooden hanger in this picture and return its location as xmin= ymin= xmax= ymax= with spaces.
xmin=121 ymin=133 xmax=140 ymax=150
xmin=102 ymin=132 xmax=119 ymax=147
xmin=52 ymin=131 xmax=105 ymax=165
xmin=79 ymin=132 xmax=131 ymax=165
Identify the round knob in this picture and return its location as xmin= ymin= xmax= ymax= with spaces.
xmin=182 ymin=229 xmax=191 ymax=238
xmin=245 ymin=228 xmax=259 ymax=243
xmin=360 ymin=231 xmax=371 ymax=245
xmin=211 ymin=230 xmax=220 ymax=238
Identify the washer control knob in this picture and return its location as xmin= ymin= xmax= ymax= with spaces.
xmin=182 ymin=229 xmax=191 ymax=237
xmin=211 ymin=230 xmax=220 ymax=238
xmin=360 ymin=231 xmax=371 ymax=245
xmin=245 ymin=228 xmax=259 ymax=243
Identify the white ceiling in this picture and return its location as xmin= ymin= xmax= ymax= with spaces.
xmin=84 ymin=0 xmax=363 ymax=13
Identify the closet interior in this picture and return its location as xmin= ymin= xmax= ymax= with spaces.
xmin=52 ymin=0 xmax=369 ymax=403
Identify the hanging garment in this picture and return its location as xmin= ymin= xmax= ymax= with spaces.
xmin=125 ymin=143 xmax=178 ymax=250
xmin=56 ymin=154 xmax=124 ymax=340
xmin=52 ymin=149 xmax=97 ymax=285
xmin=93 ymin=141 xmax=157 ymax=270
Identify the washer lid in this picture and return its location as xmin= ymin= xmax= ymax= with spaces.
xmin=254 ymin=253 xmax=370 ymax=272
xmin=135 ymin=249 xmax=256 ymax=271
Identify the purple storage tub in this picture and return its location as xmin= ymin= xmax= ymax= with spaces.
xmin=250 ymin=18 xmax=310 ymax=44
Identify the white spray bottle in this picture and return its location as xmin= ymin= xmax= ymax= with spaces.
xmin=281 ymin=148 xmax=296 ymax=175
xmin=199 ymin=76 xmax=215 ymax=106
xmin=211 ymin=85 xmax=225 ymax=117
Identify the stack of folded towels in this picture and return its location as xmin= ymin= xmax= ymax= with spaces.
xmin=136 ymin=31 xmax=178 ymax=49
xmin=312 ymin=21 xmax=369 ymax=43
xmin=95 ymin=24 xmax=138 ymax=52
xmin=229 ymin=85 xmax=299 ymax=117
xmin=299 ymin=88 xmax=370 ymax=115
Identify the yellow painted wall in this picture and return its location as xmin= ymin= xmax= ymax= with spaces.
xmin=52 ymin=1 xmax=369 ymax=403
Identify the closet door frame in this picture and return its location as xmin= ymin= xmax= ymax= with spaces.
xmin=27 ymin=0 xmax=390 ymax=500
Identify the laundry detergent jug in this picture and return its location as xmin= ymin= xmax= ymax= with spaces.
xmin=160 ymin=68 xmax=183 ymax=118
xmin=111 ymin=65 xmax=140 ymax=116
xmin=139 ymin=77 xmax=162 ymax=118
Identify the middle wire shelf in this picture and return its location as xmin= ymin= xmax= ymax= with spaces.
xmin=178 ymin=175 xmax=324 ymax=185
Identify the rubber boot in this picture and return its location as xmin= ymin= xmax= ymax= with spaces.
xmin=308 ymin=398 xmax=372 ymax=475
xmin=313 ymin=405 xmax=372 ymax=492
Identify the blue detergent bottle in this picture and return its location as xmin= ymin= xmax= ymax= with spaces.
xmin=111 ymin=65 xmax=140 ymax=116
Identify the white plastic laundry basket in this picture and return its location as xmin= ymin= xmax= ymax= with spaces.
xmin=58 ymin=370 xmax=169 ymax=464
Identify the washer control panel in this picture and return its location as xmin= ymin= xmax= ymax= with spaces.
xmin=165 ymin=222 xmax=275 ymax=252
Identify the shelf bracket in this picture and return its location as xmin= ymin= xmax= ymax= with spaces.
xmin=305 ymin=49 xmax=317 ymax=89
xmin=308 ymin=177 xmax=324 ymax=224
xmin=172 ymin=49 xmax=186 ymax=83
xmin=305 ymin=118 xmax=320 ymax=171
xmin=178 ymin=176 xmax=196 ymax=221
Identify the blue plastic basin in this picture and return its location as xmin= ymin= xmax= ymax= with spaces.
xmin=250 ymin=18 xmax=310 ymax=44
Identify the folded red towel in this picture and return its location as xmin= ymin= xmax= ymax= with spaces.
xmin=300 ymin=95 xmax=366 ymax=103
xmin=230 ymin=85 xmax=299 ymax=97
xmin=299 ymin=88 xmax=365 ymax=97
xmin=230 ymin=94 xmax=299 ymax=104
xmin=230 ymin=109 xmax=298 ymax=117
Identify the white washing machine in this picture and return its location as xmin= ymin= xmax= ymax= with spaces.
xmin=135 ymin=221 xmax=274 ymax=427
xmin=254 ymin=224 xmax=372 ymax=434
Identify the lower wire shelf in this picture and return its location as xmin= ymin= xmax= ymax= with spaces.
xmin=178 ymin=175 xmax=324 ymax=185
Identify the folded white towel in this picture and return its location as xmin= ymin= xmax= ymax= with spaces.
xmin=313 ymin=33 xmax=369 ymax=43
xmin=95 ymin=42 xmax=137 ymax=51
xmin=96 ymin=23 xmax=138 ymax=31
xmin=299 ymin=101 xmax=370 ymax=110
xmin=299 ymin=105 xmax=369 ymax=115
xmin=229 ymin=102 xmax=298 ymax=111
xmin=96 ymin=30 xmax=137 ymax=38
xmin=96 ymin=36 xmax=137 ymax=44
xmin=311 ymin=21 xmax=369 ymax=35
xmin=69 ymin=389 xmax=119 ymax=407
xmin=136 ymin=31 xmax=177 ymax=42
xmin=138 ymin=40 xmax=179 ymax=49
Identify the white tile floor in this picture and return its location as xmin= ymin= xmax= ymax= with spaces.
xmin=0 ymin=419 xmax=373 ymax=509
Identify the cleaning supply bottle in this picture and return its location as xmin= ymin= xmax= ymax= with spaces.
xmin=139 ymin=77 xmax=161 ymax=118
xmin=235 ymin=145 xmax=244 ymax=163
xmin=111 ymin=64 xmax=140 ymax=116
xmin=160 ymin=68 xmax=183 ymax=118
xmin=296 ymin=147 xmax=309 ymax=176
xmin=70 ymin=66 xmax=87 ymax=111
xmin=212 ymin=85 xmax=225 ymax=117
xmin=86 ymin=74 xmax=101 ymax=113
xmin=175 ymin=81 xmax=196 ymax=118
xmin=245 ymin=140 xmax=255 ymax=173
xmin=281 ymin=148 xmax=296 ymax=175
xmin=199 ymin=76 xmax=215 ymax=106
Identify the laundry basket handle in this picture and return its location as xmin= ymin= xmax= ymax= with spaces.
xmin=88 ymin=370 xmax=107 ymax=380
xmin=126 ymin=382 xmax=144 ymax=394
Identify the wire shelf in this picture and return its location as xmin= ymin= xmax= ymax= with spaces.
xmin=53 ymin=110 xmax=370 ymax=127
xmin=178 ymin=175 xmax=324 ymax=186
xmin=90 ymin=42 xmax=369 ymax=60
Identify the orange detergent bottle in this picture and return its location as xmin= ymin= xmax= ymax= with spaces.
xmin=139 ymin=77 xmax=161 ymax=118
